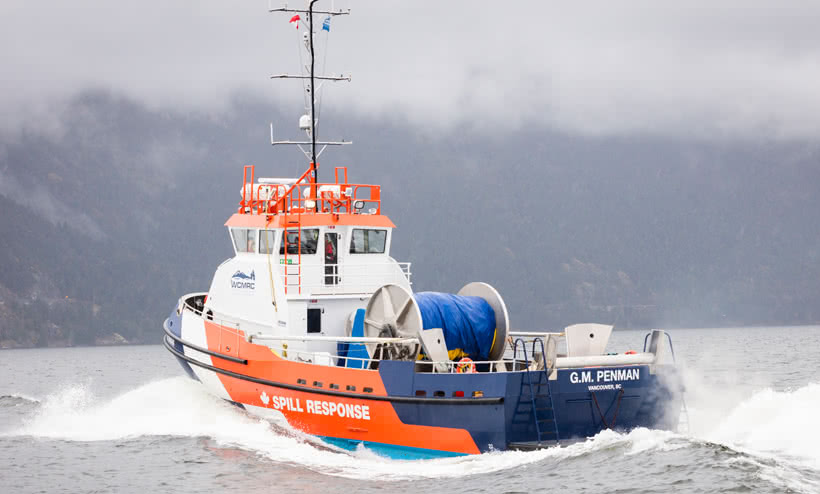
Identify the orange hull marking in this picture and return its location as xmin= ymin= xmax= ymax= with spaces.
xmin=202 ymin=321 xmax=480 ymax=455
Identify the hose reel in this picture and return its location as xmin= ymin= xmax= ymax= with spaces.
xmin=362 ymin=284 xmax=422 ymax=361
xmin=362 ymin=282 xmax=510 ymax=363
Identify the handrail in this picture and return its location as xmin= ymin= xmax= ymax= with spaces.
xmin=163 ymin=318 xmax=247 ymax=365
xmin=510 ymin=331 xmax=564 ymax=338
xmin=531 ymin=337 xmax=547 ymax=371
xmin=531 ymin=336 xmax=560 ymax=441
xmin=249 ymin=333 xmax=419 ymax=344
xmin=642 ymin=330 xmax=677 ymax=363
xmin=239 ymin=171 xmax=383 ymax=218
xmin=164 ymin=336 xmax=504 ymax=405
xmin=179 ymin=295 xmax=259 ymax=337
xmin=666 ymin=333 xmax=677 ymax=362
xmin=513 ymin=337 xmax=543 ymax=442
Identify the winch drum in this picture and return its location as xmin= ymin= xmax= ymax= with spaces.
xmin=362 ymin=282 xmax=510 ymax=362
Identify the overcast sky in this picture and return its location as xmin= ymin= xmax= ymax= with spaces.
xmin=2 ymin=1 xmax=820 ymax=139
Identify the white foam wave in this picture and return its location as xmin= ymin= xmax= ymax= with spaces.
xmin=13 ymin=378 xmax=271 ymax=442
xmin=680 ymin=370 xmax=820 ymax=493
xmin=8 ymin=375 xmax=820 ymax=483
xmin=682 ymin=361 xmax=820 ymax=465
xmin=312 ymin=427 xmax=684 ymax=481
xmin=703 ymin=383 xmax=820 ymax=468
xmin=4 ymin=377 xmax=684 ymax=480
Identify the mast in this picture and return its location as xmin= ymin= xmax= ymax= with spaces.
xmin=269 ymin=0 xmax=351 ymax=208
xmin=308 ymin=0 xmax=318 ymax=184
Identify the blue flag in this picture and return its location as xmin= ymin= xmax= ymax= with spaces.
xmin=322 ymin=16 xmax=331 ymax=32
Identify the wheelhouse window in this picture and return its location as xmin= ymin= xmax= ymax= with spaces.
xmin=280 ymin=229 xmax=319 ymax=255
xmin=259 ymin=230 xmax=276 ymax=254
xmin=231 ymin=228 xmax=257 ymax=254
xmin=350 ymin=229 xmax=387 ymax=254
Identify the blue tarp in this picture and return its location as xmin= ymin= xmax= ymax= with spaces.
xmin=415 ymin=292 xmax=497 ymax=361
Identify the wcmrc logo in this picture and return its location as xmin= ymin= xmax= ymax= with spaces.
xmin=230 ymin=269 xmax=256 ymax=290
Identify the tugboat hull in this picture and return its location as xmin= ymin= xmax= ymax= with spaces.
xmin=165 ymin=306 xmax=682 ymax=459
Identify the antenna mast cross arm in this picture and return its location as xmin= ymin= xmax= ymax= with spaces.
xmin=270 ymin=140 xmax=351 ymax=146
xmin=268 ymin=7 xmax=350 ymax=16
xmin=270 ymin=74 xmax=351 ymax=82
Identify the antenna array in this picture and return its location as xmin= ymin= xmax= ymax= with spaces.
xmin=268 ymin=0 xmax=352 ymax=171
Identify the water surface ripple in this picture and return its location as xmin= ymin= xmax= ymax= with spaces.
xmin=1 ymin=326 xmax=819 ymax=493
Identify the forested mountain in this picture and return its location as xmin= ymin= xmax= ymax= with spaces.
xmin=1 ymin=91 xmax=819 ymax=347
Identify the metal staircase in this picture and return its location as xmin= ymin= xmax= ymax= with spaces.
xmin=508 ymin=337 xmax=560 ymax=449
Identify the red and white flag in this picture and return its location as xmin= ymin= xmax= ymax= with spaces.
xmin=289 ymin=15 xmax=301 ymax=29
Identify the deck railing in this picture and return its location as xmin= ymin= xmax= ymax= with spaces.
xmin=178 ymin=295 xmax=656 ymax=374
xmin=239 ymin=165 xmax=382 ymax=217
xmin=178 ymin=294 xmax=527 ymax=373
xmin=250 ymin=340 xmax=521 ymax=373
xmin=178 ymin=294 xmax=270 ymax=336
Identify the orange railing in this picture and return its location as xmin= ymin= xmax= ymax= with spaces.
xmin=238 ymin=164 xmax=382 ymax=218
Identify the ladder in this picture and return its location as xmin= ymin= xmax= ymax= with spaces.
xmin=281 ymin=197 xmax=302 ymax=295
xmin=678 ymin=400 xmax=691 ymax=434
xmin=512 ymin=338 xmax=560 ymax=445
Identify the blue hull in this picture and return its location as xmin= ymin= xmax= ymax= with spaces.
xmin=377 ymin=360 xmax=682 ymax=454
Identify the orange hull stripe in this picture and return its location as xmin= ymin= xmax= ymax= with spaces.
xmin=203 ymin=321 xmax=480 ymax=455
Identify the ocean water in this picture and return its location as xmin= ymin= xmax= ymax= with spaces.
xmin=2 ymin=326 xmax=820 ymax=493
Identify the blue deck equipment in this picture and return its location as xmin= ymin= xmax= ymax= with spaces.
xmin=415 ymin=292 xmax=497 ymax=361
xmin=337 ymin=309 xmax=370 ymax=368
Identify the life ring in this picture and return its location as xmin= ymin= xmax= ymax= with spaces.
xmin=456 ymin=357 xmax=475 ymax=374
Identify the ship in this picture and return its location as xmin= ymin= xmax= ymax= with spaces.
xmin=163 ymin=1 xmax=684 ymax=459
